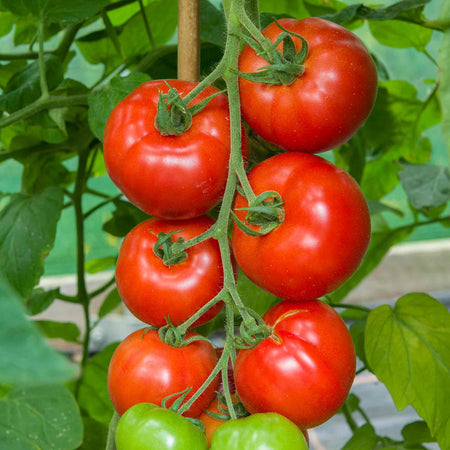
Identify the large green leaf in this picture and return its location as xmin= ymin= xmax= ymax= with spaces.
xmin=358 ymin=80 xmax=440 ymax=200
xmin=102 ymin=198 xmax=149 ymax=237
xmin=439 ymin=1 xmax=450 ymax=159
xmin=35 ymin=320 xmax=81 ymax=343
xmin=0 ymin=384 xmax=83 ymax=449
xmin=88 ymin=72 xmax=150 ymax=141
xmin=365 ymin=294 xmax=450 ymax=449
xmin=0 ymin=55 xmax=64 ymax=113
xmin=2 ymin=0 xmax=109 ymax=23
xmin=200 ymin=0 xmax=226 ymax=47
xmin=259 ymin=0 xmax=309 ymax=17
xmin=328 ymin=225 xmax=414 ymax=303
xmin=78 ymin=343 xmax=118 ymax=424
xmin=342 ymin=424 xmax=380 ymax=450
xmin=25 ymin=287 xmax=58 ymax=315
xmin=0 ymin=276 xmax=77 ymax=384
xmin=0 ymin=186 xmax=63 ymax=297
xmin=369 ymin=20 xmax=432 ymax=51
xmin=80 ymin=415 xmax=109 ymax=450
xmin=399 ymin=163 xmax=450 ymax=209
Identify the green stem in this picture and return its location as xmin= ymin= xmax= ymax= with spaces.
xmin=0 ymin=94 xmax=88 ymax=129
xmin=85 ymin=187 xmax=113 ymax=199
xmin=0 ymin=51 xmax=39 ymax=60
xmin=244 ymin=0 xmax=260 ymax=30
xmin=357 ymin=405 xmax=372 ymax=426
xmin=423 ymin=48 xmax=438 ymax=67
xmin=73 ymin=147 xmax=91 ymax=399
xmin=104 ymin=0 xmax=138 ymax=12
xmin=327 ymin=302 xmax=371 ymax=313
xmin=355 ymin=366 xmax=367 ymax=376
xmin=178 ymin=345 xmax=231 ymax=415
xmin=138 ymin=0 xmax=156 ymax=49
xmin=175 ymin=224 xmax=217 ymax=252
xmin=342 ymin=402 xmax=358 ymax=432
xmin=176 ymin=289 xmax=226 ymax=335
xmin=84 ymin=193 xmax=122 ymax=219
xmin=54 ymin=23 xmax=82 ymax=60
xmin=56 ymin=290 xmax=79 ymax=303
xmin=89 ymin=276 xmax=116 ymax=299
xmin=38 ymin=21 xmax=49 ymax=99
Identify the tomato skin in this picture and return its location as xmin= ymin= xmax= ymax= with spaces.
xmin=115 ymin=216 xmax=224 ymax=327
xmin=234 ymin=300 xmax=356 ymax=429
xmin=238 ymin=17 xmax=378 ymax=153
xmin=198 ymin=395 xmax=237 ymax=446
xmin=108 ymin=329 xmax=219 ymax=417
xmin=231 ymin=152 xmax=370 ymax=300
xmin=115 ymin=403 xmax=208 ymax=450
xmin=210 ymin=413 xmax=308 ymax=449
xmin=104 ymin=79 xmax=248 ymax=219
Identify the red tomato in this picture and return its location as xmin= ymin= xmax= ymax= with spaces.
xmin=234 ymin=300 xmax=356 ymax=428
xmin=238 ymin=17 xmax=378 ymax=153
xmin=108 ymin=328 xmax=219 ymax=417
xmin=231 ymin=152 xmax=370 ymax=300
xmin=104 ymin=79 xmax=248 ymax=219
xmin=115 ymin=216 xmax=224 ymax=327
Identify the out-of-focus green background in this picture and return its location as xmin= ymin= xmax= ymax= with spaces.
xmin=0 ymin=0 xmax=448 ymax=276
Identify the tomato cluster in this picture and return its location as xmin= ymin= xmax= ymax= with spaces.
xmin=104 ymin=16 xmax=376 ymax=450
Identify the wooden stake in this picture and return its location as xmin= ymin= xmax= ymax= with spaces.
xmin=178 ymin=0 xmax=200 ymax=82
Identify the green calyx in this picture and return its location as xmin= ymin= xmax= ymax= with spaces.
xmin=237 ymin=20 xmax=309 ymax=86
xmin=232 ymin=189 xmax=284 ymax=236
xmin=235 ymin=308 xmax=271 ymax=349
xmin=152 ymin=229 xmax=188 ymax=266
xmin=154 ymin=82 xmax=225 ymax=136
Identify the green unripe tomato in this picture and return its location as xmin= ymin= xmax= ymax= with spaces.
xmin=115 ymin=403 xmax=208 ymax=450
xmin=210 ymin=413 xmax=308 ymax=450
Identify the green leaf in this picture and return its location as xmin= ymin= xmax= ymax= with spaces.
xmin=0 ymin=186 xmax=63 ymax=297
xmin=0 ymin=10 xmax=15 ymax=37
xmin=259 ymin=0 xmax=309 ymax=18
xmin=0 ymin=384 xmax=83 ymax=449
xmin=369 ymin=20 xmax=432 ymax=51
xmin=342 ymin=423 xmax=380 ymax=450
xmin=237 ymin=271 xmax=278 ymax=316
xmin=79 ymin=415 xmax=109 ymax=450
xmin=88 ymin=72 xmax=150 ymax=140
xmin=350 ymin=319 xmax=368 ymax=367
xmin=328 ymin=225 xmax=414 ymax=303
xmin=365 ymin=293 xmax=450 ymax=449
xmin=78 ymin=343 xmax=118 ymax=424
xmin=402 ymin=421 xmax=436 ymax=444
xmin=0 ymin=60 xmax=27 ymax=89
xmin=303 ymin=0 xmax=346 ymax=16
xmin=366 ymin=199 xmax=403 ymax=217
xmin=85 ymin=256 xmax=116 ymax=274
xmin=21 ymin=153 xmax=72 ymax=194
xmin=358 ymin=81 xmax=439 ymax=200
xmin=0 ymin=275 xmax=78 ymax=384
xmin=438 ymin=0 xmax=450 ymax=159
xmin=98 ymin=288 xmax=121 ymax=319
xmin=0 ymin=55 xmax=64 ymax=113
xmin=25 ymin=287 xmax=58 ymax=315
xmin=2 ymin=0 xmax=109 ymax=24
xmin=399 ymin=163 xmax=450 ymax=209
xmin=35 ymin=320 xmax=81 ymax=343
xmin=200 ymin=0 xmax=226 ymax=47
xmin=102 ymin=199 xmax=149 ymax=237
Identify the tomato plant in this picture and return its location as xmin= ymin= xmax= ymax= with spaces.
xmin=115 ymin=403 xmax=208 ymax=450
xmin=104 ymin=79 xmax=248 ymax=220
xmin=234 ymin=300 xmax=356 ymax=428
xmin=210 ymin=412 xmax=308 ymax=450
xmin=232 ymin=152 xmax=371 ymax=300
xmin=107 ymin=329 xmax=219 ymax=417
xmin=238 ymin=17 xmax=378 ymax=153
xmin=115 ymin=215 xmax=224 ymax=327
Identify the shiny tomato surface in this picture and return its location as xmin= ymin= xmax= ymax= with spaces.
xmin=234 ymin=300 xmax=356 ymax=428
xmin=108 ymin=329 xmax=219 ymax=417
xmin=104 ymin=79 xmax=248 ymax=219
xmin=231 ymin=152 xmax=371 ymax=300
xmin=115 ymin=215 xmax=224 ymax=327
xmin=238 ymin=17 xmax=378 ymax=153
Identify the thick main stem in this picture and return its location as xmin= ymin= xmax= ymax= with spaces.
xmin=178 ymin=0 xmax=200 ymax=82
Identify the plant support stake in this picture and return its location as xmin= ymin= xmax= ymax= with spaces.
xmin=178 ymin=0 xmax=200 ymax=82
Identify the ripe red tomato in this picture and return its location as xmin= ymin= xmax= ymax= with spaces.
xmin=238 ymin=17 xmax=378 ymax=153
xmin=115 ymin=215 xmax=224 ymax=328
xmin=234 ymin=300 xmax=356 ymax=428
xmin=104 ymin=79 xmax=248 ymax=219
xmin=232 ymin=152 xmax=370 ymax=300
xmin=108 ymin=328 xmax=219 ymax=417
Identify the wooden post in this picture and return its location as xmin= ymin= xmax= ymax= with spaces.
xmin=178 ymin=0 xmax=200 ymax=82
